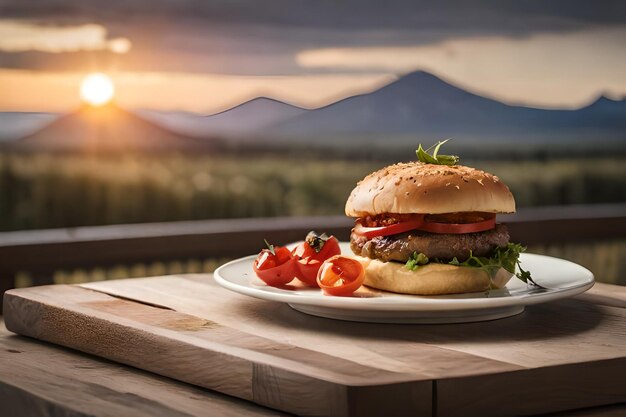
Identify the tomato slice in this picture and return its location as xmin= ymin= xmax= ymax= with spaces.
xmin=421 ymin=214 xmax=496 ymax=234
xmin=353 ymin=216 xmax=425 ymax=239
xmin=317 ymin=255 xmax=365 ymax=296
xmin=354 ymin=213 xmax=497 ymax=237
xmin=253 ymin=246 xmax=297 ymax=286
xmin=292 ymin=234 xmax=341 ymax=287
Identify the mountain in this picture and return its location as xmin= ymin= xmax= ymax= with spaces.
xmin=139 ymin=97 xmax=307 ymax=139
xmin=0 ymin=112 xmax=58 ymax=142
xmin=14 ymin=103 xmax=208 ymax=153
xmin=269 ymin=71 xmax=626 ymax=146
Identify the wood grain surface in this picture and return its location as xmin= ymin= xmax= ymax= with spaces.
xmin=4 ymin=275 xmax=626 ymax=417
xmin=0 ymin=321 xmax=287 ymax=417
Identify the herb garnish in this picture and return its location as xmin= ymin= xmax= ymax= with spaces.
xmin=416 ymin=139 xmax=459 ymax=166
xmin=305 ymin=231 xmax=330 ymax=253
xmin=406 ymin=252 xmax=429 ymax=271
xmin=449 ymin=242 xmax=543 ymax=287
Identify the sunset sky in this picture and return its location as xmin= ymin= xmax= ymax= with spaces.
xmin=1 ymin=1 xmax=625 ymax=113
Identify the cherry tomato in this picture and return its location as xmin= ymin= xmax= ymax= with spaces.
xmin=292 ymin=234 xmax=341 ymax=261
xmin=292 ymin=234 xmax=341 ymax=286
xmin=253 ymin=246 xmax=297 ymax=286
xmin=316 ymin=255 xmax=365 ymax=296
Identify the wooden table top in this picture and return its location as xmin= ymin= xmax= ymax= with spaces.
xmin=3 ymin=276 xmax=626 ymax=417
xmin=0 ymin=319 xmax=288 ymax=417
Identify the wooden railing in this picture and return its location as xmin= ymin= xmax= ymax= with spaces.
xmin=2 ymin=203 xmax=626 ymax=310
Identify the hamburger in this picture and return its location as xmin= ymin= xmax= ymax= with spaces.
xmin=345 ymin=143 xmax=533 ymax=295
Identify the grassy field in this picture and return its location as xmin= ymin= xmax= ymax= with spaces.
xmin=2 ymin=152 xmax=626 ymax=231
xmin=0 ymin=152 xmax=382 ymax=230
xmin=2 ymin=151 xmax=626 ymax=285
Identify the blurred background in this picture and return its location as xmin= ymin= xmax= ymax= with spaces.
xmin=0 ymin=1 xmax=625 ymax=286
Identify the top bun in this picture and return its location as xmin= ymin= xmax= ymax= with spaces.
xmin=345 ymin=162 xmax=515 ymax=217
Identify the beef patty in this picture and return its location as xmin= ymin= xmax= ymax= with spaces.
xmin=350 ymin=224 xmax=510 ymax=263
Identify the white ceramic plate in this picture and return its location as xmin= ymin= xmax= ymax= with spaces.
xmin=214 ymin=243 xmax=594 ymax=323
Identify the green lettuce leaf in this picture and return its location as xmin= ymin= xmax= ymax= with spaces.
xmin=406 ymin=252 xmax=429 ymax=271
xmin=448 ymin=242 xmax=541 ymax=287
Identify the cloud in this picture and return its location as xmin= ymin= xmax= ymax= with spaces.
xmin=0 ymin=20 xmax=131 ymax=54
xmin=0 ymin=1 xmax=624 ymax=76
xmin=1 ymin=0 xmax=625 ymax=32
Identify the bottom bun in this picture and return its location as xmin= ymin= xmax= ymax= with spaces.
xmin=353 ymin=256 xmax=513 ymax=295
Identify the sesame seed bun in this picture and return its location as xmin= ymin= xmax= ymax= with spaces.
xmin=345 ymin=162 xmax=515 ymax=217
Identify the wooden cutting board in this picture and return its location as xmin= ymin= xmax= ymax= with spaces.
xmin=4 ymin=275 xmax=626 ymax=417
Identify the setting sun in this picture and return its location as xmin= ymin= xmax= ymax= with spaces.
xmin=80 ymin=73 xmax=115 ymax=106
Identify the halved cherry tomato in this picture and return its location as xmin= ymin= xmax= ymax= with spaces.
xmin=353 ymin=216 xmax=425 ymax=239
xmin=317 ymin=255 xmax=365 ymax=296
xmin=253 ymin=246 xmax=297 ymax=286
xmin=292 ymin=234 xmax=341 ymax=286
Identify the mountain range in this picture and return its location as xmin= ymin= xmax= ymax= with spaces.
xmin=144 ymin=71 xmax=626 ymax=148
xmin=3 ymin=70 xmax=625 ymax=153
xmin=272 ymin=72 xmax=626 ymax=144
